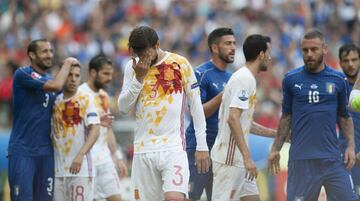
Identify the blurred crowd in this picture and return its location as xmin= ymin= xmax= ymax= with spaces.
xmin=1 ymin=0 xmax=360 ymax=133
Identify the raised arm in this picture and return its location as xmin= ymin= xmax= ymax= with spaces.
xmin=118 ymin=57 xmax=148 ymax=114
xmin=44 ymin=57 xmax=79 ymax=91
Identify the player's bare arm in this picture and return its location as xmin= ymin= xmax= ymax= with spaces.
xmin=339 ymin=116 xmax=356 ymax=170
xmin=107 ymin=129 xmax=128 ymax=178
xmin=70 ymin=124 xmax=100 ymax=175
xmin=250 ymin=122 xmax=277 ymax=138
xmin=100 ymin=113 xmax=114 ymax=128
xmin=268 ymin=113 xmax=291 ymax=175
xmin=43 ymin=57 xmax=79 ymax=91
xmin=228 ymin=107 xmax=257 ymax=181
xmin=203 ymin=91 xmax=223 ymax=118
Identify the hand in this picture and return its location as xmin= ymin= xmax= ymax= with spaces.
xmin=195 ymin=151 xmax=210 ymax=174
xmin=132 ymin=50 xmax=153 ymax=83
xmin=115 ymin=159 xmax=128 ymax=178
xmin=244 ymin=158 xmax=257 ymax=181
xmin=344 ymin=146 xmax=356 ymax=170
xmin=268 ymin=150 xmax=280 ymax=175
xmin=63 ymin=57 xmax=79 ymax=68
xmin=70 ymin=154 xmax=84 ymax=175
xmin=100 ymin=113 xmax=114 ymax=128
xmin=355 ymin=153 xmax=360 ymax=167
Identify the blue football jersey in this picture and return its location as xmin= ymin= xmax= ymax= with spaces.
xmin=282 ymin=66 xmax=349 ymax=160
xmin=186 ymin=61 xmax=232 ymax=151
xmin=8 ymin=66 xmax=56 ymax=156
xmin=339 ymin=82 xmax=360 ymax=153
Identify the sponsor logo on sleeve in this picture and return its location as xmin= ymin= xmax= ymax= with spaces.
xmin=31 ymin=72 xmax=42 ymax=80
xmin=238 ymin=90 xmax=249 ymax=101
xmin=87 ymin=112 xmax=98 ymax=118
xmin=191 ymin=82 xmax=199 ymax=89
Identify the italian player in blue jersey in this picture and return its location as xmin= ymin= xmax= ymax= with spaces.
xmin=339 ymin=44 xmax=360 ymax=196
xmin=8 ymin=39 xmax=79 ymax=201
xmin=268 ymin=30 xmax=359 ymax=201
xmin=185 ymin=27 xmax=235 ymax=201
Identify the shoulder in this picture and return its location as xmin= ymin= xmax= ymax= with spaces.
xmin=14 ymin=66 xmax=31 ymax=78
xmin=167 ymin=52 xmax=191 ymax=66
xmin=324 ymin=66 xmax=346 ymax=80
xmin=195 ymin=62 xmax=214 ymax=79
xmin=284 ymin=66 xmax=304 ymax=79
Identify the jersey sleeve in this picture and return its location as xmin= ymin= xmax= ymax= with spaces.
xmin=117 ymin=59 xmax=143 ymax=114
xmin=15 ymin=68 xmax=49 ymax=90
xmin=195 ymin=69 xmax=207 ymax=103
xmin=229 ymin=78 xmax=251 ymax=109
xmin=181 ymin=59 xmax=208 ymax=151
xmin=337 ymin=77 xmax=350 ymax=117
xmin=84 ymin=94 xmax=101 ymax=126
xmin=281 ymin=76 xmax=292 ymax=114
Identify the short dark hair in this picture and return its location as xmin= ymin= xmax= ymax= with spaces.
xmin=263 ymin=35 xmax=271 ymax=43
xmin=339 ymin=43 xmax=360 ymax=60
xmin=128 ymin=26 xmax=159 ymax=54
xmin=303 ymin=30 xmax=325 ymax=42
xmin=207 ymin=27 xmax=234 ymax=52
xmin=243 ymin=34 xmax=268 ymax=62
xmin=89 ymin=54 xmax=112 ymax=72
xmin=27 ymin=38 xmax=49 ymax=57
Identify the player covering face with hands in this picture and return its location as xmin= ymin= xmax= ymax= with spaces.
xmin=118 ymin=26 xmax=210 ymax=201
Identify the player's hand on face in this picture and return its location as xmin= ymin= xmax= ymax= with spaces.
xmin=268 ymin=150 xmax=280 ymax=175
xmin=132 ymin=49 xmax=152 ymax=83
xmin=195 ymin=150 xmax=211 ymax=174
xmin=100 ymin=113 xmax=114 ymax=128
xmin=115 ymin=159 xmax=128 ymax=178
xmin=70 ymin=154 xmax=84 ymax=175
xmin=344 ymin=146 xmax=356 ymax=170
xmin=244 ymin=158 xmax=257 ymax=181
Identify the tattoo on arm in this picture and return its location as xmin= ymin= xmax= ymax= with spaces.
xmin=273 ymin=114 xmax=291 ymax=151
xmin=339 ymin=117 xmax=355 ymax=147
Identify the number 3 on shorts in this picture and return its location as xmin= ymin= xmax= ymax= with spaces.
xmin=172 ymin=165 xmax=183 ymax=186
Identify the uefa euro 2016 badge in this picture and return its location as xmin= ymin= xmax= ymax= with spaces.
xmin=326 ymin=82 xmax=335 ymax=94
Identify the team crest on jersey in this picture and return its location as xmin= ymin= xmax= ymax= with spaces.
xmin=326 ymin=82 xmax=335 ymax=94
xmin=238 ymin=90 xmax=249 ymax=101
xmin=31 ymin=72 xmax=42 ymax=80
xmin=310 ymin=84 xmax=318 ymax=89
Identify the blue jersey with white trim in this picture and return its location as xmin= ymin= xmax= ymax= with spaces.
xmin=8 ymin=66 xmax=56 ymax=156
xmin=282 ymin=66 xmax=349 ymax=160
